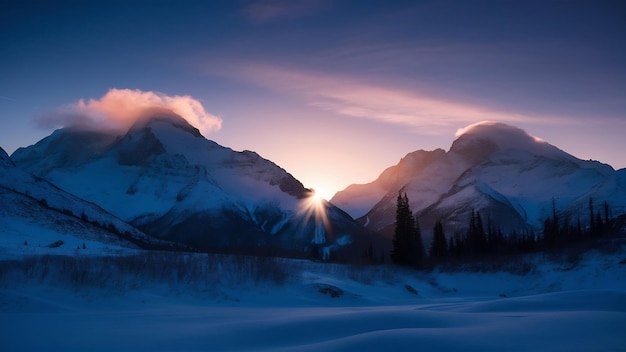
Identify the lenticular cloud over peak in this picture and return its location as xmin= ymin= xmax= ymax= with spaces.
xmin=455 ymin=121 xmax=545 ymax=144
xmin=451 ymin=121 xmax=570 ymax=160
xmin=38 ymin=88 xmax=222 ymax=136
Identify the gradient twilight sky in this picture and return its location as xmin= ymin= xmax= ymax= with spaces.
xmin=1 ymin=0 xmax=625 ymax=199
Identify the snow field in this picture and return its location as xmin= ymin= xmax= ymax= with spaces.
xmin=1 ymin=247 xmax=625 ymax=351
xmin=0 ymin=214 xmax=136 ymax=259
xmin=2 ymin=291 xmax=625 ymax=351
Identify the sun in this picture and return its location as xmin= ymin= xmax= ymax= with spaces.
xmin=310 ymin=187 xmax=331 ymax=201
xmin=305 ymin=189 xmax=326 ymax=211
xmin=295 ymin=188 xmax=331 ymax=244
xmin=311 ymin=190 xmax=324 ymax=202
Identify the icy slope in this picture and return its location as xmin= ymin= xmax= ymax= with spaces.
xmin=332 ymin=122 xmax=626 ymax=239
xmin=0 ymin=146 xmax=169 ymax=257
xmin=12 ymin=114 xmax=367 ymax=256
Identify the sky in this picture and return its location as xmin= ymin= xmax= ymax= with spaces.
xmin=1 ymin=0 xmax=625 ymax=200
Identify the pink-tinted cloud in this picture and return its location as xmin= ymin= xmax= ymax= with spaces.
xmin=38 ymin=88 xmax=222 ymax=135
xmin=233 ymin=64 xmax=565 ymax=134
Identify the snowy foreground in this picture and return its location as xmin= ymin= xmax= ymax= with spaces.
xmin=1 ymin=248 xmax=626 ymax=351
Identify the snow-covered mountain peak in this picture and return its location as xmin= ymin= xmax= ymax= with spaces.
xmin=127 ymin=111 xmax=203 ymax=139
xmin=455 ymin=122 xmax=542 ymax=148
xmin=332 ymin=121 xmax=626 ymax=242
xmin=377 ymin=149 xmax=447 ymax=188
xmin=450 ymin=122 xmax=567 ymax=163
xmin=11 ymin=115 xmax=368 ymax=258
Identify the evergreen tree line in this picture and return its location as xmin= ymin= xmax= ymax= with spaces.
xmin=391 ymin=194 xmax=620 ymax=267
xmin=389 ymin=192 xmax=425 ymax=267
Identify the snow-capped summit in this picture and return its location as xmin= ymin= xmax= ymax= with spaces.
xmin=450 ymin=122 xmax=574 ymax=163
xmin=332 ymin=122 xmax=626 ymax=242
xmin=127 ymin=111 xmax=204 ymax=139
xmin=12 ymin=114 xmax=367 ymax=258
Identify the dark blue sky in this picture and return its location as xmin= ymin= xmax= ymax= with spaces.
xmin=2 ymin=0 xmax=625 ymax=197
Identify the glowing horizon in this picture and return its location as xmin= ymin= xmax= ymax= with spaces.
xmin=1 ymin=1 xmax=624 ymax=199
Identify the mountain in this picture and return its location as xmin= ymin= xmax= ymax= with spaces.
xmin=332 ymin=122 xmax=626 ymax=242
xmin=0 ymin=146 xmax=174 ymax=257
xmin=12 ymin=114 xmax=368 ymax=259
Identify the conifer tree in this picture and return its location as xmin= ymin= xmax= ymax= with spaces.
xmin=391 ymin=192 xmax=423 ymax=267
xmin=589 ymin=198 xmax=595 ymax=235
xmin=448 ymin=236 xmax=455 ymax=257
xmin=391 ymin=192 xmax=410 ymax=265
xmin=551 ymin=198 xmax=560 ymax=243
xmin=467 ymin=210 xmax=486 ymax=254
xmin=429 ymin=221 xmax=447 ymax=261
xmin=411 ymin=216 xmax=425 ymax=267
xmin=367 ymin=240 xmax=374 ymax=261
xmin=542 ymin=202 xmax=560 ymax=246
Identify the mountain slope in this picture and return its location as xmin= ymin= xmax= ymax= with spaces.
xmin=12 ymin=114 xmax=369 ymax=258
xmin=332 ymin=122 xmax=626 ymax=241
xmin=0 ymin=146 xmax=175 ymax=257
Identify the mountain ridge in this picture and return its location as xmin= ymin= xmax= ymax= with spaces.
xmin=331 ymin=122 xmax=626 ymax=243
xmin=11 ymin=113 xmax=371 ymax=259
xmin=0 ymin=144 xmax=183 ymax=256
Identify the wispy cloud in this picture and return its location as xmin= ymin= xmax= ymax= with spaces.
xmin=0 ymin=95 xmax=16 ymax=101
xmin=242 ymin=0 xmax=330 ymax=23
xmin=231 ymin=64 xmax=560 ymax=134
xmin=37 ymin=88 xmax=222 ymax=135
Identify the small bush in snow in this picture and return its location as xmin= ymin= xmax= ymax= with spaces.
xmin=317 ymin=284 xmax=343 ymax=298
xmin=404 ymin=284 xmax=418 ymax=295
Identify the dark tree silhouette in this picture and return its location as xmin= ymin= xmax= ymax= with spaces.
xmin=589 ymin=198 xmax=595 ymax=236
xmin=411 ymin=216 xmax=425 ymax=267
xmin=391 ymin=192 xmax=424 ymax=267
xmin=429 ymin=221 xmax=447 ymax=261
xmin=467 ymin=210 xmax=487 ymax=255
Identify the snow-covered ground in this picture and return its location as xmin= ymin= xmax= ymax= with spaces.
xmin=0 ymin=213 xmax=138 ymax=259
xmin=1 ymin=247 xmax=625 ymax=351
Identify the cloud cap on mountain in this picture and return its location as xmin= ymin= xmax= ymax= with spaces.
xmin=37 ymin=88 xmax=222 ymax=136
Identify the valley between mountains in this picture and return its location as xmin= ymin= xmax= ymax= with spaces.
xmin=2 ymin=117 xmax=626 ymax=351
